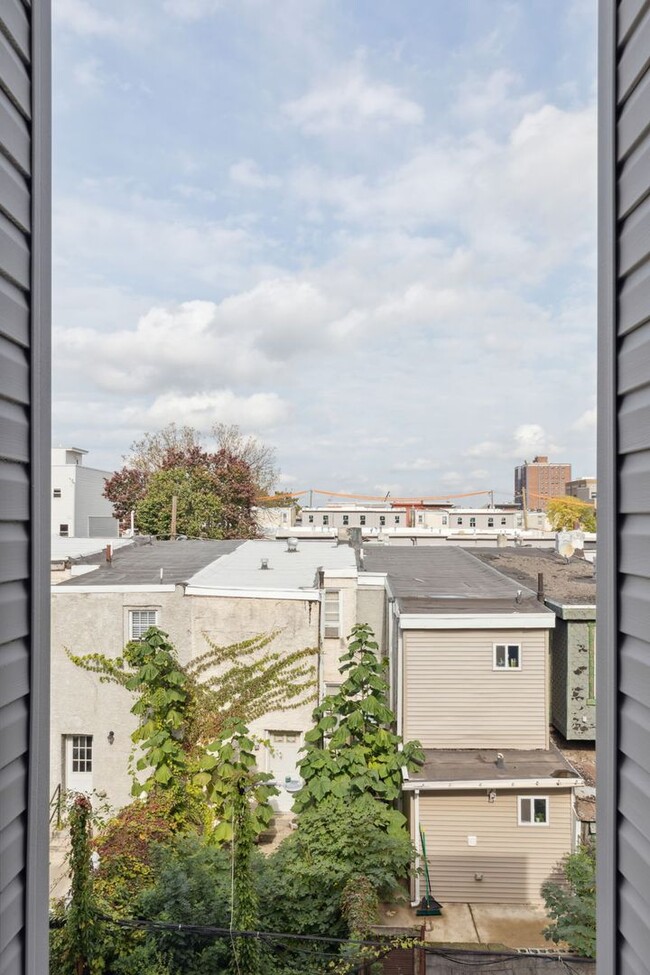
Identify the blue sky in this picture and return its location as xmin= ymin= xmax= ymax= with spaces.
xmin=52 ymin=0 xmax=597 ymax=500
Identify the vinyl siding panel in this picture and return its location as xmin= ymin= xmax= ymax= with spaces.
xmin=0 ymin=2 xmax=50 ymax=973
xmin=418 ymin=789 xmax=573 ymax=904
xmin=403 ymin=629 xmax=548 ymax=749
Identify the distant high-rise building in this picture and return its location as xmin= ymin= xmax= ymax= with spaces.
xmin=514 ymin=455 xmax=572 ymax=511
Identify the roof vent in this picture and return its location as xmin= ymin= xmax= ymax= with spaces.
xmin=495 ymin=753 xmax=505 ymax=769
xmin=286 ymin=537 xmax=299 ymax=553
xmin=260 ymin=558 xmax=270 ymax=570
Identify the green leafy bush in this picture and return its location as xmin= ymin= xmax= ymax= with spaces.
xmin=541 ymin=843 xmax=596 ymax=957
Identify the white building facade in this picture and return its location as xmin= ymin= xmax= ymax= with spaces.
xmin=51 ymin=447 xmax=118 ymax=538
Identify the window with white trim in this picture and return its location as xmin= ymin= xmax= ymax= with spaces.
xmin=488 ymin=517 xmax=494 ymax=527
xmin=323 ymin=514 xmax=329 ymax=526
xmin=71 ymin=735 xmax=93 ymax=773
xmin=129 ymin=609 xmax=159 ymax=640
xmin=343 ymin=515 xmax=349 ymax=525
xmin=493 ymin=643 xmax=521 ymax=670
xmin=442 ymin=515 xmax=448 ymax=525
xmin=501 ymin=517 xmax=507 ymax=525
xmin=360 ymin=515 xmax=366 ymax=525
xmin=470 ymin=517 xmax=476 ymax=528
xmin=323 ymin=590 xmax=341 ymax=638
xmin=308 ymin=514 xmax=314 ymax=523
xmin=518 ymin=796 xmax=548 ymax=825
xmin=379 ymin=515 xmax=386 ymax=526
xmin=59 ymin=523 xmax=69 ymax=536
xmin=457 ymin=516 xmax=463 ymax=525
xmin=53 ymin=488 xmax=61 ymax=498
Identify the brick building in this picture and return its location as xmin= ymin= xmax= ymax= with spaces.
xmin=514 ymin=456 xmax=572 ymax=511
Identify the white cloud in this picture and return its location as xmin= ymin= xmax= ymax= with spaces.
xmin=572 ymin=407 xmax=596 ymax=432
xmin=229 ymin=159 xmax=281 ymax=189
xmin=283 ymin=64 xmax=424 ymax=134
xmin=163 ymin=0 xmax=223 ymax=20
xmin=54 ymin=0 xmax=121 ymax=36
xmin=392 ymin=458 xmax=439 ymax=472
xmin=465 ymin=425 xmax=563 ymax=463
xmin=133 ymin=390 xmax=290 ymax=430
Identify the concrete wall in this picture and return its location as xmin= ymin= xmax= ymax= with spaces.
xmin=51 ymin=569 xmax=361 ymax=812
xmin=418 ymin=789 xmax=574 ymax=904
xmin=550 ymin=613 xmax=596 ymax=741
xmin=403 ymin=629 xmax=548 ymax=749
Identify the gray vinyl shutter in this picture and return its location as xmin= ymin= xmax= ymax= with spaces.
xmin=0 ymin=3 xmax=51 ymax=974
xmin=599 ymin=1 xmax=650 ymax=970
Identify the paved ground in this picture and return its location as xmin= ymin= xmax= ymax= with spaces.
xmin=380 ymin=901 xmax=553 ymax=949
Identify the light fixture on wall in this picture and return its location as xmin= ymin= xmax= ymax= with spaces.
xmin=487 ymin=790 xmax=497 ymax=803
xmin=107 ymin=730 xmax=115 ymax=745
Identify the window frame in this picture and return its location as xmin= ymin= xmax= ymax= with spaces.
xmin=323 ymin=589 xmax=341 ymax=639
xmin=493 ymin=643 xmax=521 ymax=671
xmin=53 ymin=488 xmax=61 ymax=498
xmin=342 ymin=514 xmax=349 ymax=526
xmin=360 ymin=514 xmax=366 ymax=526
xmin=128 ymin=608 xmax=160 ymax=641
xmin=469 ymin=516 xmax=476 ymax=528
xmin=71 ymin=734 xmax=93 ymax=774
xmin=59 ymin=523 xmax=69 ymax=536
xmin=518 ymin=795 xmax=549 ymax=826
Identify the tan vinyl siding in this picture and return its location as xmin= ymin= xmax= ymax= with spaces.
xmin=403 ymin=629 xmax=548 ymax=748
xmin=419 ymin=789 xmax=573 ymax=904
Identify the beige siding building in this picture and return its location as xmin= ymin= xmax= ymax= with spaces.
xmin=362 ymin=545 xmax=580 ymax=905
xmin=416 ymin=786 xmax=574 ymax=904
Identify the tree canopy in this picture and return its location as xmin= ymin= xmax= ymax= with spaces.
xmin=294 ymin=623 xmax=424 ymax=812
xmin=546 ymin=495 xmax=597 ymax=532
xmin=103 ymin=423 xmax=277 ymax=537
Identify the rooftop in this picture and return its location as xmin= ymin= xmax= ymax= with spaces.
xmin=408 ymin=747 xmax=581 ymax=785
xmin=362 ymin=545 xmax=551 ymax=616
xmin=470 ymin=548 xmax=596 ymax=606
xmin=187 ymin=538 xmax=358 ymax=591
xmin=51 ymin=537 xmax=134 ymax=563
xmin=56 ymin=538 xmax=243 ymax=587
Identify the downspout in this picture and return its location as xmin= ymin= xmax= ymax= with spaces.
xmin=317 ymin=568 xmax=324 ymax=701
xmin=411 ymin=789 xmax=421 ymax=907
xmin=397 ymin=615 xmax=404 ymax=739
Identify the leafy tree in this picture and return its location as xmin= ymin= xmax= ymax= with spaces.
xmin=294 ymin=623 xmax=424 ymax=812
xmin=261 ymin=796 xmax=413 ymax=940
xmin=546 ymin=496 xmax=597 ymax=532
xmin=193 ymin=720 xmax=278 ymax=845
xmin=541 ymin=843 xmax=596 ymax=957
xmin=135 ymin=467 xmax=226 ymax=539
xmin=104 ymin=423 xmax=279 ymax=534
xmin=211 ymin=422 xmax=278 ymax=495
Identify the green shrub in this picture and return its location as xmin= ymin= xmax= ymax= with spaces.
xmin=541 ymin=843 xmax=596 ymax=958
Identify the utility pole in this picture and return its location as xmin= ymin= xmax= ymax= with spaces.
xmin=489 ymin=489 xmax=494 ymax=508
xmin=309 ymin=489 xmax=313 ymax=508
xmin=170 ymin=494 xmax=178 ymax=539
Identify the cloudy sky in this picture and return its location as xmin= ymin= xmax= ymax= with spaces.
xmin=52 ymin=0 xmax=597 ymax=501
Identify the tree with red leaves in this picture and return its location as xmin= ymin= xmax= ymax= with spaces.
xmin=104 ymin=424 xmax=265 ymax=538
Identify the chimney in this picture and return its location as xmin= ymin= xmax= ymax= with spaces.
xmin=537 ymin=572 xmax=545 ymax=603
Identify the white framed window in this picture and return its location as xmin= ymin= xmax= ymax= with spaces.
xmin=323 ymin=590 xmax=341 ymax=638
xmin=129 ymin=609 xmax=159 ymax=640
xmin=308 ymin=514 xmax=314 ymax=523
xmin=379 ymin=515 xmax=386 ymax=526
xmin=343 ymin=515 xmax=349 ymax=525
xmin=470 ymin=517 xmax=476 ymax=528
xmin=360 ymin=515 xmax=366 ymax=525
xmin=457 ymin=516 xmax=463 ymax=525
xmin=417 ymin=513 xmax=424 ymax=525
xmin=59 ymin=523 xmax=69 ymax=536
xmin=71 ymin=734 xmax=93 ymax=773
xmin=493 ymin=643 xmax=521 ymax=670
xmin=53 ymin=488 xmax=61 ymax=498
xmin=395 ymin=515 xmax=400 ymax=524
xmin=488 ymin=517 xmax=494 ymax=528
xmin=518 ymin=796 xmax=549 ymax=826
xmin=442 ymin=515 xmax=448 ymax=525
xmin=323 ymin=514 xmax=329 ymax=526
xmin=501 ymin=517 xmax=507 ymax=525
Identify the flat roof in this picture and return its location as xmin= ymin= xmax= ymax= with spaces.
xmin=51 ymin=537 xmax=134 ymax=562
xmin=408 ymin=747 xmax=580 ymax=784
xmin=187 ymin=538 xmax=358 ymax=591
xmin=470 ymin=548 xmax=596 ymax=606
xmin=56 ymin=539 xmax=244 ymax=587
xmin=362 ymin=546 xmax=552 ymax=617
